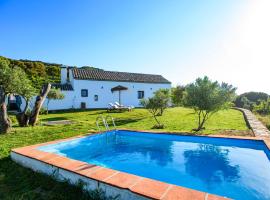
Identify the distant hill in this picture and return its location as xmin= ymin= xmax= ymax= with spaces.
xmin=0 ymin=56 xmax=62 ymax=89
xmin=0 ymin=56 xmax=103 ymax=89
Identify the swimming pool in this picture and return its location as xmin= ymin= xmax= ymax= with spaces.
xmin=38 ymin=130 xmax=270 ymax=200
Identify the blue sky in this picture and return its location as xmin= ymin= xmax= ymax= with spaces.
xmin=1 ymin=0 xmax=269 ymax=94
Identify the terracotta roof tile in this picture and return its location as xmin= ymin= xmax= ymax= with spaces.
xmin=72 ymin=68 xmax=171 ymax=84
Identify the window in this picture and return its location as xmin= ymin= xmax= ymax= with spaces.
xmin=138 ymin=91 xmax=144 ymax=99
xmin=94 ymin=95 xmax=98 ymax=101
xmin=81 ymin=89 xmax=88 ymax=97
xmin=81 ymin=102 xmax=86 ymax=109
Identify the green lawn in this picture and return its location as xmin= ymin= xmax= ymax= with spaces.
xmin=256 ymin=114 xmax=270 ymax=130
xmin=0 ymin=107 xmax=250 ymax=199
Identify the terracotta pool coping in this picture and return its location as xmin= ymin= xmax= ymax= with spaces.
xmin=11 ymin=131 xmax=270 ymax=200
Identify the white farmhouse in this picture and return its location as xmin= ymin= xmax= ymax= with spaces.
xmin=8 ymin=66 xmax=171 ymax=111
xmin=46 ymin=66 xmax=171 ymax=110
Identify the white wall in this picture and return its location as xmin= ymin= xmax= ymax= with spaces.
xmin=69 ymin=79 xmax=171 ymax=109
xmin=16 ymin=68 xmax=171 ymax=111
xmin=43 ymin=80 xmax=170 ymax=110
xmin=44 ymin=91 xmax=76 ymax=110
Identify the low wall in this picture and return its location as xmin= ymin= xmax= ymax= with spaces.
xmin=235 ymin=108 xmax=270 ymax=138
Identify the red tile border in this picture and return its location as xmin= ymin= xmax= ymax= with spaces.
xmin=12 ymin=129 xmax=270 ymax=200
xmin=87 ymin=167 xmax=118 ymax=181
xmin=74 ymin=164 xmax=101 ymax=176
xmin=161 ymin=185 xmax=206 ymax=200
xmin=104 ymin=172 xmax=141 ymax=189
xmin=130 ymin=178 xmax=171 ymax=199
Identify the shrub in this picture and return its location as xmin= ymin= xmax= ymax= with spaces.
xmin=171 ymin=85 xmax=185 ymax=106
xmin=39 ymin=107 xmax=47 ymax=115
xmin=253 ymin=99 xmax=270 ymax=115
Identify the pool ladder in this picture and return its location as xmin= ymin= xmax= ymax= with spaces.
xmin=96 ymin=115 xmax=116 ymax=131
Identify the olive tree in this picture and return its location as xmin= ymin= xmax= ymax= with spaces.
xmin=46 ymin=88 xmax=65 ymax=114
xmin=0 ymin=59 xmax=36 ymax=133
xmin=140 ymin=97 xmax=164 ymax=129
xmin=153 ymin=89 xmax=170 ymax=116
xmin=140 ymin=90 xmax=170 ymax=128
xmin=171 ymin=85 xmax=185 ymax=106
xmin=184 ymin=76 xmax=236 ymax=131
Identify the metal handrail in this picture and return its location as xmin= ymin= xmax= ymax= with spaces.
xmin=96 ymin=115 xmax=116 ymax=131
xmin=96 ymin=115 xmax=109 ymax=131
xmin=105 ymin=115 xmax=116 ymax=130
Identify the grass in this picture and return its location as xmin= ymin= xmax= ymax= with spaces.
xmin=0 ymin=107 xmax=250 ymax=199
xmin=256 ymin=114 xmax=270 ymax=130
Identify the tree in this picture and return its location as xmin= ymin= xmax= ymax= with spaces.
xmin=240 ymin=96 xmax=252 ymax=110
xmin=140 ymin=97 xmax=164 ymax=129
xmin=29 ymin=83 xmax=51 ymax=126
xmin=0 ymin=55 xmax=62 ymax=89
xmin=234 ymin=92 xmax=269 ymax=109
xmin=46 ymin=88 xmax=65 ymax=114
xmin=140 ymin=90 xmax=170 ymax=129
xmin=171 ymin=85 xmax=185 ymax=106
xmin=14 ymin=69 xmax=37 ymax=127
xmin=0 ymin=59 xmax=35 ymax=133
xmin=153 ymin=89 xmax=170 ymax=116
xmin=184 ymin=76 xmax=236 ymax=131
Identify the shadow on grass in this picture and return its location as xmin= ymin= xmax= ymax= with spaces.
xmin=88 ymin=110 xmax=108 ymax=115
xmin=42 ymin=117 xmax=69 ymax=122
xmin=48 ymin=108 xmax=108 ymax=115
xmin=0 ymin=156 xmax=115 ymax=200
xmin=115 ymin=117 xmax=145 ymax=126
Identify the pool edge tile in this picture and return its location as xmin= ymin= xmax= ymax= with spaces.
xmin=104 ymin=172 xmax=141 ymax=189
xmin=130 ymin=178 xmax=171 ymax=200
xmin=161 ymin=185 xmax=206 ymax=200
xmin=87 ymin=167 xmax=119 ymax=181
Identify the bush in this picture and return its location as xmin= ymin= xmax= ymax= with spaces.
xmin=171 ymin=85 xmax=185 ymax=106
xmin=39 ymin=107 xmax=47 ymax=115
xmin=253 ymin=99 xmax=270 ymax=115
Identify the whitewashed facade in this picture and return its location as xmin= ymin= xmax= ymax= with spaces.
xmin=15 ymin=67 xmax=171 ymax=111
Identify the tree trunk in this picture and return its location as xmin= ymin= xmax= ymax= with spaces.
xmin=16 ymin=113 xmax=29 ymax=127
xmin=0 ymin=89 xmax=11 ymax=133
xmin=16 ymin=98 xmax=30 ymax=127
xmin=153 ymin=114 xmax=160 ymax=125
xmin=157 ymin=108 xmax=164 ymax=116
xmin=29 ymin=83 xmax=51 ymax=126
xmin=194 ymin=111 xmax=208 ymax=132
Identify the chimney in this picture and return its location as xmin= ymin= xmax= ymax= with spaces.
xmin=61 ymin=65 xmax=68 ymax=84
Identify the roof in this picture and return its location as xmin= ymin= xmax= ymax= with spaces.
xmin=72 ymin=68 xmax=171 ymax=84
xmin=51 ymin=83 xmax=73 ymax=91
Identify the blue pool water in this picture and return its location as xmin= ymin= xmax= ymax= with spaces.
xmin=39 ymin=130 xmax=270 ymax=200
